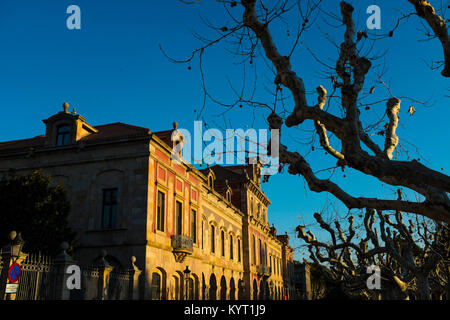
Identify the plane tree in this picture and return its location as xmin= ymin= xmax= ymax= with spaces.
xmin=295 ymin=197 xmax=449 ymax=299
xmin=169 ymin=0 xmax=450 ymax=223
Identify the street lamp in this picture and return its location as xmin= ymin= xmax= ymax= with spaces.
xmin=183 ymin=266 xmax=191 ymax=300
xmin=5 ymin=231 xmax=25 ymax=262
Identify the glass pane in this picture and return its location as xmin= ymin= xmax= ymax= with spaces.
xmin=57 ymin=125 xmax=70 ymax=133
xmin=176 ymin=201 xmax=182 ymax=235
xmin=151 ymin=273 xmax=161 ymax=300
xmin=62 ymin=133 xmax=70 ymax=145
xmin=111 ymin=189 xmax=118 ymax=204
xmin=102 ymin=205 xmax=111 ymax=228
xmin=157 ymin=192 xmax=165 ymax=231
xmin=110 ymin=205 xmax=117 ymax=228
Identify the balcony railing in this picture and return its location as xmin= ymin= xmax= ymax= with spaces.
xmin=170 ymin=235 xmax=193 ymax=263
xmin=257 ymin=265 xmax=271 ymax=278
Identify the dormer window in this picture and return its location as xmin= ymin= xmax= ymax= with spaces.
xmin=226 ymin=190 xmax=232 ymax=202
xmin=43 ymin=103 xmax=98 ymax=148
xmin=208 ymin=175 xmax=214 ymax=188
xmin=56 ymin=125 xmax=71 ymax=146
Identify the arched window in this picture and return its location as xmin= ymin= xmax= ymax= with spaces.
xmin=209 ymin=274 xmax=217 ymax=300
xmin=208 ymin=174 xmax=214 ymax=189
xmin=150 ymin=272 xmax=161 ymax=300
xmin=56 ymin=124 xmax=70 ymax=146
xmin=252 ymin=279 xmax=258 ymax=300
xmin=186 ymin=278 xmax=194 ymax=300
xmin=226 ymin=190 xmax=232 ymax=202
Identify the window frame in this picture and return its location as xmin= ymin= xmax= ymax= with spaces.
xmin=229 ymin=234 xmax=234 ymax=260
xmin=252 ymin=235 xmax=256 ymax=265
xmin=191 ymin=209 xmax=197 ymax=244
xmin=210 ymin=224 xmax=215 ymax=253
xmin=175 ymin=200 xmax=183 ymax=236
xmin=56 ymin=124 xmax=71 ymax=146
xmin=101 ymin=188 xmax=118 ymax=229
xmin=156 ymin=190 xmax=166 ymax=232
xmin=221 ymin=229 xmax=225 ymax=257
xmin=237 ymin=238 xmax=241 ymax=262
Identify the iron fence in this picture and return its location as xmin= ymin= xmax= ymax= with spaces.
xmin=0 ymin=251 xmax=139 ymax=300
xmin=16 ymin=253 xmax=56 ymax=300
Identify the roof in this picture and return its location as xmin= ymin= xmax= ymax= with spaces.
xmin=152 ymin=129 xmax=175 ymax=147
xmin=200 ymin=164 xmax=249 ymax=183
xmin=81 ymin=122 xmax=151 ymax=142
xmin=0 ymin=122 xmax=153 ymax=152
xmin=0 ymin=135 xmax=46 ymax=150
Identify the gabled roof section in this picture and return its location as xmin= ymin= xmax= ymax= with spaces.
xmin=80 ymin=122 xmax=151 ymax=142
xmin=199 ymin=164 xmax=248 ymax=183
xmin=153 ymin=129 xmax=175 ymax=147
xmin=0 ymin=122 xmax=152 ymax=152
xmin=0 ymin=135 xmax=46 ymax=150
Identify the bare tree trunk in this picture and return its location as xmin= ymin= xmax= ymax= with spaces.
xmin=416 ymin=274 xmax=431 ymax=300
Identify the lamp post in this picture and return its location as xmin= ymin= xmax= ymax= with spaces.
xmin=183 ymin=266 xmax=191 ymax=300
xmin=0 ymin=231 xmax=25 ymax=300
xmin=8 ymin=231 xmax=25 ymax=263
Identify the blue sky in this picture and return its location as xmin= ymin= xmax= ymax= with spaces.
xmin=0 ymin=1 xmax=448 ymax=260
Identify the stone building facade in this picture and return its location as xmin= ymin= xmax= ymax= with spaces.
xmin=0 ymin=104 xmax=294 ymax=300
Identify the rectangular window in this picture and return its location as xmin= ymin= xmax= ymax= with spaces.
xmin=201 ymin=221 xmax=204 ymax=249
xmin=102 ymin=188 xmax=118 ymax=229
xmin=252 ymin=236 xmax=256 ymax=265
xmin=211 ymin=225 xmax=215 ymax=253
xmin=176 ymin=201 xmax=183 ymax=235
xmin=238 ymin=239 xmax=241 ymax=262
xmin=221 ymin=230 xmax=225 ymax=257
xmin=264 ymin=243 xmax=267 ymax=266
xmin=230 ymin=235 xmax=233 ymax=260
xmin=56 ymin=125 xmax=70 ymax=146
xmin=191 ymin=209 xmax=197 ymax=243
xmin=156 ymin=191 xmax=165 ymax=232
xmin=259 ymin=239 xmax=262 ymax=265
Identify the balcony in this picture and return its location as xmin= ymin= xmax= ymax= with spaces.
xmin=257 ymin=265 xmax=271 ymax=279
xmin=171 ymin=234 xmax=193 ymax=263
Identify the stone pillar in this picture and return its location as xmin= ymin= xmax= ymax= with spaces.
xmin=53 ymin=242 xmax=77 ymax=300
xmin=97 ymin=250 xmax=114 ymax=300
xmin=128 ymin=256 xmax=142 ymax=300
